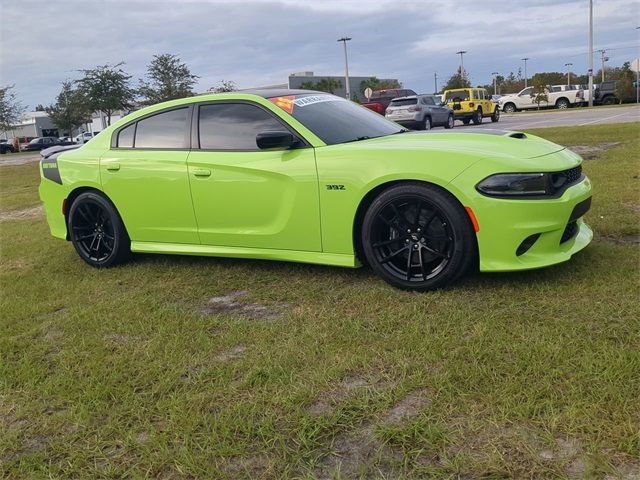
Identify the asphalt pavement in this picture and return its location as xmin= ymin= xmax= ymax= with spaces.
xmin=455 ymin=104 xmax=640 ymax=131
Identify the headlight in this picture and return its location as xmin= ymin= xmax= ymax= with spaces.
xmin=476 ymin=173 xmax=551 ymax=196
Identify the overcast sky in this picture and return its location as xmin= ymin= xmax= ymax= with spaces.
xmin=1 ymin=0 xmax=638 ymax=109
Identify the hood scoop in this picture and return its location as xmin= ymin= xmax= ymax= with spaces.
xmin=507 ymin=132 xmax=527 ymax=139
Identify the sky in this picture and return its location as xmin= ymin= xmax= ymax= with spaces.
xmin=1 ymin=0 xmax=638 ymax=109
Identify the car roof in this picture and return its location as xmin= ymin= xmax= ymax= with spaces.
xmin=391 ymin=95 xmax=418 ymax=101
xmin=233 ymin=88 xmax=325 ymax=98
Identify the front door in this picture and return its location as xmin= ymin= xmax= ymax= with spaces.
xmin=100 ymin=106 xmax=199 ymax=244
xmin=187 ymin=101 xmax=321 ymax=252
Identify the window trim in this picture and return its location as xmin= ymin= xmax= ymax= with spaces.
xmin=110 ymin=105 xmax=193 ymax=150
xmin=192 ymin=100 xmax=310 ymax=152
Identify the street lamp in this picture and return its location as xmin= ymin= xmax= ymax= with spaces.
xmin=491 ymin=72 xmax=499 ymax=95
xmin=598 ymin=50 xmax=609 ymax=82
xmin=565 ymin=63 xmax=573 ymax=85
xmin=587 ymin=0 xmax=594 ymax=107
xmin=521 ymin=57 xmax=530 ymax=88
xmin=456 ymin=50 xmax=467 ymax=86
xmin=337 ymin=37 xmax=352 ymax=100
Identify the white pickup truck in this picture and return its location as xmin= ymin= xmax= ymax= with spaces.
xmin=499 ymin=85 xmax=583 ymax=112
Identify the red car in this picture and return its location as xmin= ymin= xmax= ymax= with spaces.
xmin=362 ymin=88 xmax=417 ymax=115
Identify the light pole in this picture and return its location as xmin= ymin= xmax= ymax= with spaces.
xmin=522 ymin=57 xmax=530 ymax=88
xmin=456 ymin=50 xmax=467 ymax=86
xmin=588 ymin=0 xmax=594 ymax=107
xmin=565 ymin=63 xmax=573 ymax=85
xmin=434 ymin=72 xmax=438 ymax=94
xmin=491 ymin=72 xmax=499 ymax=95
xmin=598 ymin=50 xmax=609 ymax=82
xmin=337 ymin=37 xmax=352 ymax=100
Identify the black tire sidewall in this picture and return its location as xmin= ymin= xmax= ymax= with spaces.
xmin=68 ymin=192 xmax=130 ymax=268
xmin=361 ymin=183 xmax=475 ymax=291
xmin=445 ymin=114 xmax=454 ymax=129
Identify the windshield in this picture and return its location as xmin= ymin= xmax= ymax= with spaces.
xmin=28 ymin=138 xmax=41 ymax=144
xmin=268 ymin=94 xmax=403 ymax=145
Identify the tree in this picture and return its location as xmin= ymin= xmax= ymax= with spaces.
xmin=442 ymin=67 xmax=471 ymax=91
xmin=0 ymin=85 xmax=24 ymax=133
xmin=615 ymin=62 xmax=635 ymax=103
xmin=209 ymin=80 xmax=237 ymax=93
xmin=300 ymin=78 xmax=343 ymax=94
xmin=530 ymin=77 xmax=548 ymax=109
xmin=46 ymin=81 xmax=92 ymax=138
xmin=138 ymin=53 xmax=198 ymax=105
xmin=76 ymin=63 xmax=135 ymax=126
xmin=531 ymin=72 xmax=565 ymax=86
xmin=34 ymin=104 xmax=46 ymax=111
xmin=359 ymin=77 xmax=401 ymax=94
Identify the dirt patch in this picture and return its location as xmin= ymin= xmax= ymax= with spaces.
xmin=202 ymin=290 xmax=287 ymax=320
xmin=214 ymin=345 xmax=246 ymax=362
xmin=598 ymin=234 xmax=640 ymax=245
xmin=605 ymin=460 xmax=640 ymax=480
xmin=307 ymin=375 xmax=391 ymax=416
xmin=0 ymin=205 xmax=44 ymax=221
xmin=568 ymin=142 xmax=622 ymax=159
xmin=624 ymin=203 xmax=640 ymax=214
xmin=0 ymin=152 xmax=41 ymax=166
xmin=382 ymin=389 xmax=430 ymax=424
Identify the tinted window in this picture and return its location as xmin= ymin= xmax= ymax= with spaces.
xmin=117 ymin=123 xmax=135 ymax=148
xmin=445 ymin=90 xmax=470 ymax=101
xmin=134 ymin=108 xmax=188 ymax=149
xmin=199 ymin=103 xmax=285 ymax=150
xmin=389 ymin=98 xmax=417 ymax=107
xmin=422 ymin=96 xmax=435 ymax=105
xmin=269 ymin=94 xmax=403 ymax=145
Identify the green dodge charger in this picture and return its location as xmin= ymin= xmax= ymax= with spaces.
xmin=39 ymin=90 xmax=592 ymax=290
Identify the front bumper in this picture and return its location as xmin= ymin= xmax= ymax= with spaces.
xmin=449 ymin=161 xmax=593 ymax=272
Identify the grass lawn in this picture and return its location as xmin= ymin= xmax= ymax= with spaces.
xmin=1 ymin=123 xmax=639 ymax=479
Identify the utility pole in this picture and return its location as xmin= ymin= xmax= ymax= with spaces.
xmin=598 ymin=49 xmax=609 ymax=82
xmin=337 ymin=37 xmax=352 ymax=100
xmin=588 ymin=0 xmax=594 ymax=107
xmin=456 ymin=51 xmax=467 ymax=86
xmin=491 ymin=72 xmax=499 ymax=95
xmin=522 ymin=58 xmax=530 ymax=88
xmin=565 ymin=63 xmax=573 ymax=85
xmin=434 ymin=72 xmax=438 ymax=94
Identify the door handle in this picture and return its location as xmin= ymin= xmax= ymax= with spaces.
xmin=105 ymin=162 xmax=120 ymax=172
xmin=193 ymin=168 xmax=211 ymax=177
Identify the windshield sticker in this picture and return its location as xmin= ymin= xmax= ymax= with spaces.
xmin=269 ymin=96 xmax=295 ymax=114
xmin=293 ymin=95 xmax=342 ymax=107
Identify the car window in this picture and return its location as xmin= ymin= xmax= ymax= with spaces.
xmin=117 ymin=123 xmax=135 ymax=148
xmin=389 ymin=98 xmax=417 ymax=107
xmin=520 ymin=87 xmax=533 ymax=96
xmin=198 ymin=103 xmax=286 ymax=150
xmin=135 ymin=108 xmax=188 ymax=149
xmin=445 ymin=90 xmax=470 ymax=101
xmin=422 ymin=96 xmax=435 ymax=105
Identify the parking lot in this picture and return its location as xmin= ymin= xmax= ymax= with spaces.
xmin=457 ymin=104 xmax=640 ymax=130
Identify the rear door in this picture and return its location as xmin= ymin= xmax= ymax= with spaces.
xmin=187 ymin=101 xmax=321 ymax=252
xmin=100 ymin=106 xmax=199 ymax=244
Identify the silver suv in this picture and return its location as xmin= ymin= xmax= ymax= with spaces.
xmin=385 ymin=94 xmax=455 ymax=130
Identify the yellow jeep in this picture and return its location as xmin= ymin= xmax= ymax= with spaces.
xmin=443 ymin=88 xmax=499 ymax=125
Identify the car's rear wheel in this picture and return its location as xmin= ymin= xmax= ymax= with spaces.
xmin=472 ymin=108 xmax=483 ymax=125
xmin=503 ymin=103 xmax=516 ymax=113
xmin=445 ymin=114 xmax=455 ymax=129
xmin=68 ymin=192 xmax=130 ymax=268
xmin=556 ymin=98 xmax=570 ymax=109
xmin=361 ymin=183 xmax=475 ymax=291
xmin=491 ymin=108 xmax=500 ymax=122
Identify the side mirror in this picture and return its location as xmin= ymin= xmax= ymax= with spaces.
xmin=256 ymin=131 xmax=298 ymax=150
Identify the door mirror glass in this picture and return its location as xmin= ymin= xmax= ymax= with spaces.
xmin=256 ymin=131 xmax=297 ymax=149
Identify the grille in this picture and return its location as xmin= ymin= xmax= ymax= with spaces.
xmin=564 ymin=165 xmax=582 ymax=184
xmin=550 ymin=165 xmax=583 ymax=194
xmin=560 ymin=221 xmax=578 ymax=243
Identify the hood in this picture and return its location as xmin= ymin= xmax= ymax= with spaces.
xmin=342 ymin=130 xmax=566 ymax=160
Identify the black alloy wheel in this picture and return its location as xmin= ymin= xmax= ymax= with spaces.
xmin=362 ymin=183 xmax=475 ymax=290
xmin=445 ymin=114 xmax=455 ymax=129
xmin=68 ymin=192 xmax=130 ymax=267
xmin=472 ymin=108 xmax=483 ymax=125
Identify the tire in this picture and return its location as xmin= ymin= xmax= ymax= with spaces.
xmin=491 ymin=108 xmax=500 ymax=122
xmin=423 ymin=117 xmax=431 ymax=130
xmin=445 ymin=114 xmax=454 ymax=129
xmin=503 ymin=103 xmax=516 ymax=113
xmin=472 ymin=108 xmax=483 ymax=125
xmin=68 ymin=191 xmax=130 ymax=268
xmin=462 ymin=118 xmax=471 ymax=125
xmin=556 ymin=98 xmax=569 ymax=109
xmin=361 ymin=183 xmax=475 ymax=291
xmin=601 ymin=95 xmax=616 ymax=105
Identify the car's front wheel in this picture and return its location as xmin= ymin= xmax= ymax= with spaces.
xmin=472 ymin=108 xmax=483 ymax=125
xmin=445 ymin=114 xmax=455 ymax=129
xmin=503 ymin=103 xmax=516 ymax=113
xmin=68 ymin=191 xmax=130 ymax=268
xmin=491 ymin=108 xmax=500 ymax=122
xmin=361 ymin=183 xmax=475 ymax=291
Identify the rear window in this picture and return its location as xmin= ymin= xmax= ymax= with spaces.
xmin=389 ymin=98 xmax=417 ymax=107
xmin=445 ymin=90 xmax=470 ymax=101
